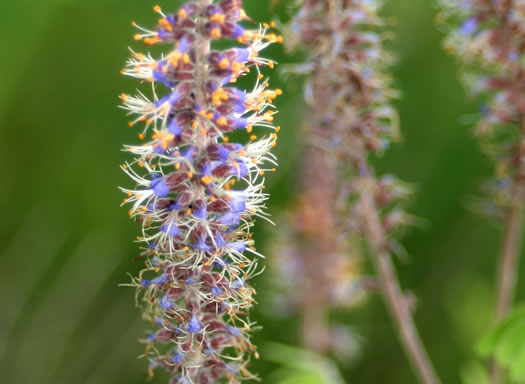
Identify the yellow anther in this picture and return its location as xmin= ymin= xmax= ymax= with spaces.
xmin=201 ymin=176 xmax=213 ymax=185
xmin=192 ymin=120 xmax=199 ymax=129
xmin=127 ymin=191 xmax=132 ymax=197
xmin=178 ymin=8 xmax=187 ymax=19
xmin=268 ymin=61 xmax=274 ymax=69
xmin=260 ymin=171 xmax=265 ymax=176
xmin=218 ymin=58 xmax=230 ymax=69
xmin=246 ymin=125 xmax=253 ymax=133
xmin=187 ymin=172 xmax=193 ymax=179
xmin=175 ymin=163 xmax=181 ymax=170
xmin=128 ymin=209 xmax=133 ymax=216
xmin=121 ymin=93 xmax=128 ymax=102
xmin=217 ymin=116 xmax=227 ymax=126
xmin=223 ymin=137 xmax=230 ymax=143
xmin=276 ymin=126 xmax=281 ymax=132
xmin=128 ymin=121 xmax=133 ymax=127
xmin=275 ymin=89 xmax=283 ymax=96
xmin=250 ymin=135 xmax=257 ymax=141
xmin=134 ymin=34 xmax=142 ymax=41
xmin=153 ymin=5 xmax=162 ymax=13
xmin=210 ymin=13 xmax=226 ymax=24
xmin=138 ymin=161 xmax=145 ymax=167
xmin=271 ymin=21 xmax=276 ymax=28
xmin=210 ymin=28 xmax=222 ymax=39
xmin=187 ymin=209 xmax=192 ymax=215
xmin=138 ymin=133 xmax=145 ymax=140
xmin=183 ymin=53 xmax=190 ymax=64
xmin=239 ymin=149 xmax=247 ymax=157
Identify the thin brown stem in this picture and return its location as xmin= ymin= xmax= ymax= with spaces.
xmin=360 ymin=175 xmax=441 ymax=384
xmin=491 ymin=118 xmax=525 ymax=384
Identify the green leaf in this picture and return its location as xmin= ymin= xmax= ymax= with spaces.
xmin=262 ymin=343 xmax=345 ymax=384
xmin=477 ymin=305 xmax=525 ymax=356
xmin=476 ymin=304 xmax=525 ymax=383
xmin=495 ymin=321 xmax=525 ymax=365
xmin=460 ymin=360 xmax=489 ymax=384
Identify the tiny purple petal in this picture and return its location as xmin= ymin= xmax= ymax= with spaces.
xmin=188 ymin=314 xmax=203 ymax=333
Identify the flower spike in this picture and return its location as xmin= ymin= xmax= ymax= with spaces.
xmin=119 ymin=1 xmax=282 ymax=382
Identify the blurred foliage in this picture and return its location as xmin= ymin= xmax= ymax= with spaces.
xmin=262 ymin=343 xmax=345 ymax=384
xmin=478 ymin=305 xmax=525 ymax=383
xmin=1 ymin=0 xmax=523 ymax=383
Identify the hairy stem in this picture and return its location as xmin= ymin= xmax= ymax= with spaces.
xmin=360 ymin=173 xmax=441 ymax=384
xmin=491 ymin=118 xmax=525 ymax=384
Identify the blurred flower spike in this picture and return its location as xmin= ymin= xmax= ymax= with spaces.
xmin=119 ymin=1 xmax=282 ymax=382
xmin=440 ymin=0 xmax=525 ymax=211
xmin=272 ymin=0 xmax=405 ymax=353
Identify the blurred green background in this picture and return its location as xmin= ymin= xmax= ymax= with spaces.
xmin=0 ymin=0 xmax=512 ymax=383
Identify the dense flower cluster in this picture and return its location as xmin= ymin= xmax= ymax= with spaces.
xmin=272 ymin=0 xmax=410 ymax=353
xmin=119 ymin=1 xmax=281 ymax=382
xmin=440 ymin=0 xmax=525 ymax=211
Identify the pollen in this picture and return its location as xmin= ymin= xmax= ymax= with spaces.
xmin=211 ymin=28 xmax=222 ymax=39
xmin=201 ymin=176 xmax=213 ymax=185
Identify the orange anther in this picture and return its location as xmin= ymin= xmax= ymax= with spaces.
xmin=153 ymin=5 xmax=162 ymax=13
xmin=210 ymin=28 xmax=222 ymax=39
xmin=178 ymin=8 xmax=188 ymax=19
xmin=218 ymin=58 xmax=230 ymax=69
xmin=201 ymin=176 xmax=213 ymax=185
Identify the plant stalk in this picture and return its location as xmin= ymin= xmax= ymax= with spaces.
xmin=491 ymin=117 xmax=525 ymax=384
xmin=360 ymin=174 xmax=441 ymax=384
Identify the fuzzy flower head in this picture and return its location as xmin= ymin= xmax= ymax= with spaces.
xmin=119 ymin=1 xmax=282 ymax=382
xmin=440 ymin=0 xmax=525 ymax=210
xmin=269 ymin=0 xmax=407 ymax=355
